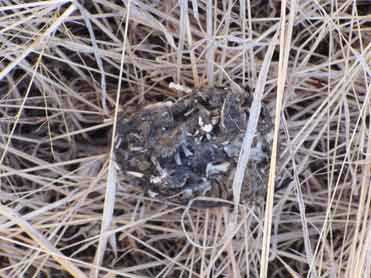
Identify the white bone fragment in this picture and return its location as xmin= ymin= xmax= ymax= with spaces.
xmin=206 ymin=162 xmax=230 ymax=177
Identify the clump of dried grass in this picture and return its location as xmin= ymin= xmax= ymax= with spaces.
xmin=0 ymin=1 xmax=370 ymax=277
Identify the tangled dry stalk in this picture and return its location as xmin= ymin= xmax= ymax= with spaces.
xmin=0 ymin=1 xmax=370 ymax=277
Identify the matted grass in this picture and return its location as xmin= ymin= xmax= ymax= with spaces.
xmin=0 ymin=1 xmax=370 ymax=277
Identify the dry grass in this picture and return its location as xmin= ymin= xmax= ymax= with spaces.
xmin=0 ymin=0 xmax=371 ymax=277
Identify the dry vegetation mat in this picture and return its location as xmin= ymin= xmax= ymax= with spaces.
xmin=0 ymin=1 xmax=371 ymax=277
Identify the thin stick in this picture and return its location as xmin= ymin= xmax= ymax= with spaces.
xmin=259 ymin=0 xmax=295 ymax=277
xmin=91 ymin=1 xmax=132 ymax=277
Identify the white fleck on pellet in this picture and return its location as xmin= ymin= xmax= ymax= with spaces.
xmin=206 ymin=162 xmax=230 ymax=177
xmin=148 ymin=190 xmax=159 ymax=198
xmin=201 ymin=123 xmax=213 ymax=133
xmin=126 ymin=171 xmax=144 ymax=178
